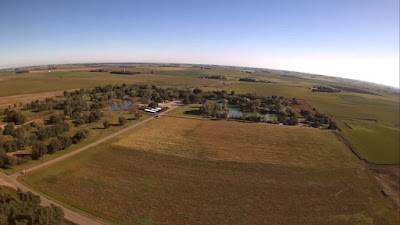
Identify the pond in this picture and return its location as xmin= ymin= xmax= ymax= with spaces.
xmin=228 ymin=107 xmax=278 ymax=122
xmin=107 ymin=100 xmax=132 ymax=111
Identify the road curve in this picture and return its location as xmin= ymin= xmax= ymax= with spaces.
xmin=0 ymin=103 xmax=180 ymax=225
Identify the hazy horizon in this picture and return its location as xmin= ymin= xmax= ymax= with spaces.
xmin=1 ymin=0 xmax=398 ymax=87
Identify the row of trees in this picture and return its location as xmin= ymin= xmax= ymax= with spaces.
xmin=300 ymin=109 xmax=337 ymax=129
xmin=1 ymin=124 xmax=35 ymax=153
xmin=36 ymin=122 xmax=70 ymax=141
xmin=31 ymin=129 xmax=88 ymax=160
xmin=0 ymin=187 xmax=64 ymax=225
xmin=311 ymin=85 xmax=340 ymax=93
xmin=199 ymin=95 xmax=298 ymax=124
xmin=0 ymin=116 xmax=89 ymax=168
xmin=2 ymin=109 xmax=26 ymax=125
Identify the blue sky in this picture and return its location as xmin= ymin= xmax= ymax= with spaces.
xmin=0 ymin=0 xmax=399 ymax=87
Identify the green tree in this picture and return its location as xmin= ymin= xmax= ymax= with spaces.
xmin=134 ymin=111 xmax=142 ymax=120
xmin=328 ymin=121 xmax=337 ymax=130
xmin=221 ymin=99 xmax=228 ymax=110
xmin=31 ymin=142 xmax=47 ymax=160
xmin=118 ymin=116 xmax=127 ymax=126
xmin=72 ymin=130 xmax=89 ymax=144
xmin=183 ymin=96 xmax=191 ymax=105
xmin=201 ymin=100 xmax=217 ymax=116
xmin=4 ymin=110 xmax=26 ymax=125
xmin=58 ymin=135 xmax=72 ymax=150
xmin=193 ymin=88 xmax=203 ymax=95
xmin=0 ymin=187 xmax=64 ymax=225
xmin=36 ymin=127 xmax=48 ymax=141
xmin=103 ymin=121 xmax=111 ymax=129
xmin=47 ymin=139 xmax=62 ymax=154
xmin=148 ymin=102 xmax=158 ymax=108
xmin=48 ymin=113 xmax=65 ymax=124
xmin=312 ymin=121 xmax=320 ymax=128
xmin=3 ymin=123 xmax=15 ymax=136
xmin=87 ymin=110 xmax=102 ymax=123
xmin=0 ymin=151 xmax=17 ymax=169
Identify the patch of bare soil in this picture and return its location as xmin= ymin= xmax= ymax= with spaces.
xmin=0 ymin=178 xmax=12 ymax=187
xmin=370 ymin=166 xmax=400 ymax=207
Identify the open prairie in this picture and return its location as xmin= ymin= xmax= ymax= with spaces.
xmin=23 ymin=117 xmax=399 ymax=225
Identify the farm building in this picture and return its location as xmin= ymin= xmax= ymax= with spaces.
xmin=144 ymin=109 xmax=157 ymax=113
xmin=144 ymin=107 xmax=162 ymax=113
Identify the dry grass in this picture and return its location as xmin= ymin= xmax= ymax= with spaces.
xmin=116 ymin=117 xmax=359 ymax=168
xmin=23 ymin=117 xmax=399 ymax=225
xmin=0 ymin=90 xmax=65 ymax=107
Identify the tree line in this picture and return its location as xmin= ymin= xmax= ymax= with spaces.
xmin=300 ymin=109 xmax=337 ymax=129
xmin=0 ymin=186 xmax=64 ymax=225
xmin=0 ymin=119 xmax=89 ymax=168
xmin=311 ymin=85 xmax=340 ymax=93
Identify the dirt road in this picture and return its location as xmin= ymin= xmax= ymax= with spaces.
xmin=0 ymin=102 xmax=181 ymax=225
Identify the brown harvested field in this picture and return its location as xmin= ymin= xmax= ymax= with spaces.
xmin=116 ymin=117 xmax=358 ymax=167
xmin=24 ymin=117 xmax=399 ymax=225
xmin=0 ymin=90 xmax=65 ymax=107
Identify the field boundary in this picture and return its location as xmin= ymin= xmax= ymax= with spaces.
xmin=333 ymin=131 xmax=365 ymax=163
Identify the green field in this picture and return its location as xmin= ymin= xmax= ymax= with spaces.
xmin=22 ymin=117 xmax=399 ymax=225
xmin=0 ymin=68 xmax=219 ymax=97
xmin=166 ymin=103 xmax=203 ymax=117
xmin=337 ymin=120 xmax=400 ymax=164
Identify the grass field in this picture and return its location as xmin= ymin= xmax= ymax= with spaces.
xmin=1 ymin=65 xmax=398 ymax=165
xmin=23 ymin=117 xmax=399 ymax=225
xmin=166 ymin=104 xmax=202 ymax=117
xmin=337 ymin=120 xmax=400 ymax=164
xmin=0 ymin=68 xmax=220 ymax=97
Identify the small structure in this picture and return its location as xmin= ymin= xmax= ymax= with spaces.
xmin=381 ymin=189 xmax=389 ymax=197
xmin=144 ymin=109 xmax=157 ymax=113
